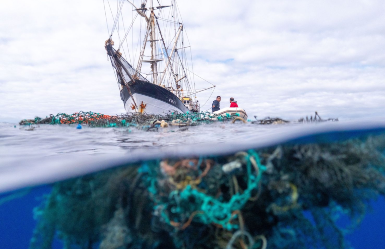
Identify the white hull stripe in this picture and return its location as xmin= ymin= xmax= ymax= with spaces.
xmin=124 ymin=93 xmax=185 ymax=115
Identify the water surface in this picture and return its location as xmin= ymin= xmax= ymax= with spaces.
xmin=1 ymin=121 xmax=385 ymax=249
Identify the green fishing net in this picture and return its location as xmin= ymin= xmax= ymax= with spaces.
xmin=30 ymin=133 xmax=385 ymax=249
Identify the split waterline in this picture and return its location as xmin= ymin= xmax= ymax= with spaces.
xmin=1 ymin=121 xmax=385 ymax=248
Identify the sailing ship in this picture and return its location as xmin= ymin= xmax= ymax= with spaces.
xmin=104 ymin=0 xmax=214 ymax=114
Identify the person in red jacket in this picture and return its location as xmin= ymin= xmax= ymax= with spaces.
xmin=230 ymin=97 xmax=238 ymax=107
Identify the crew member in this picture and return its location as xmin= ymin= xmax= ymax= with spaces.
xmin=212 ymin=96 xmax=221 ymax=112
xmin=230 ymin=97 xmax=238 ymax=107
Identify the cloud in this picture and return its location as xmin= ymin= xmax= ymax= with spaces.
xmin=0 ymin=0 xmax=384 ymax=122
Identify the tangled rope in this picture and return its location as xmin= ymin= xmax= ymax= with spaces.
xmin=19 ymin=110 xmax=242 ymax=128
xmin=141 ymin=151 xmax=267 ymax=232
xmin=28 ymin=133 xmax=385 ymax=249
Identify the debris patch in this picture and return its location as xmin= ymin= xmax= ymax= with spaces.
xmin=29 ymin=133 xmax=385 ymax=249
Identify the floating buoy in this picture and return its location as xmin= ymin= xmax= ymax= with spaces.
xmin=160 ymin=120 xmax=169 ymax=128
xmin=232 ymin=117 xmax=247 ymax=124
xmin=76 ymin=124 xmax=82 ymax=129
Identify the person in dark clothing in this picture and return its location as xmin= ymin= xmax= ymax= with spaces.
xmin=212 ymin=96 xmax=221 ymax=112
xmin=230 ymin=97 xmax=238 ymax=107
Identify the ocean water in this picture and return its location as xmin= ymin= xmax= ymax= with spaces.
xmin=0 ymin=122 xmax=295 ymax=192
xmin=1 ymin=121 xmax=385 ymax=249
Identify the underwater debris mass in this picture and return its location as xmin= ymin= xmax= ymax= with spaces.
xmin=29 ymin=133 xmax=385 ymax=249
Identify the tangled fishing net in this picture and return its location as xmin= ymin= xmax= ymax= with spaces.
xmin=29 ymin=132 xmax=385 ymax=249
xmin=19 ymin=111 xmax=244 ymax=128
xmin=251 ymin=117 xmax=289 ymax=125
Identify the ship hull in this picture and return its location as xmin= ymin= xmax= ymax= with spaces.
xmin=120 ymin=80 xmax=188 ymax=115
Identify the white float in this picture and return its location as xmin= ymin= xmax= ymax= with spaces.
xmin=213 ymin=107 xmax=248 ymax=121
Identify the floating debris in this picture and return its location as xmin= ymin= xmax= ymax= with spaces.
xmin=252 ymin=116 xmax=289 ymax=125
xmin=30 ymin=133 xmax=385 ymax=249
xmin=250 ymin=112 xmax=338 ymax=125
xmin=19 ymin=111 xmax=339 ymax=128
xmin=19 ymin=111 xmax=244 ymax=128
xmin=298 ymin=112 xmax=338 ymax=123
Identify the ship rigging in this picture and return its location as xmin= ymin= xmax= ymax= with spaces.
xmin=103 ymin=0 xmax=215 ymax=114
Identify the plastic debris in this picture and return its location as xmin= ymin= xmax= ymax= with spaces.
xmin=19 ymin=110 xmax=247 ymax=128
xmin=222 ymin=160 xmax=242 ymax=174
xmin=298 ymin=111 xmax=338 ymax=123
xmin=29 ymin=133 xmax=385 ymax=249
xmin=252 ymin=117 xmax=289 ymax=125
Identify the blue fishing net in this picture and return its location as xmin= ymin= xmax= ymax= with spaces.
xmin=28 ymin=132 xmax=385 ymax=249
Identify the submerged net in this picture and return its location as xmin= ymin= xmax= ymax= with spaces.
xmin=29 ymin=132 xmax=385 ymax=249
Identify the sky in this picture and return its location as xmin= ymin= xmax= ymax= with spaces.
xmin=1 ymin=0 xmax=385 ymax=122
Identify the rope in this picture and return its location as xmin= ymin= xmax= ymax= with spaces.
xmin=0 ymin=188 xmax=31 ymax=206
xmin=142 ymin=151 xmax=267 ymax=231
xmin=156 ymin=17 xmax=179 ymax=24
xmin=226 ymin=230 xmax=255 ymax=249
xmin=102 ymin=0 xmax=110 ymax=34
xmin=118 ymin=12 xmax=139 ymax=50
xmin=120 ymin=7 xmax=133 ymax=62
xmin=110 ymin=0 xmax=125 ymax=36
xmin=201 ymin=86 xmax=216 ymax=111
xmin=185 ymin=67 xmax=215 ymax=87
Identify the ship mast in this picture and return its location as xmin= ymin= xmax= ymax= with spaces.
xmin=105 ymin=0 xmax=216 ymax=113
xmin=149 ymin=0 xmax=158 ymax=85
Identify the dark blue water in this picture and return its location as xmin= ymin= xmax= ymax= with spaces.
xmin=345 ymin=197 xmax=385 ymax=248
xmin=1 ymin=121 xmax=385 ymax=248
xmin=2 ymin=182 xmax=385 ymax=248
xmin=0 ymin=186 xmax=64 ymax=248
